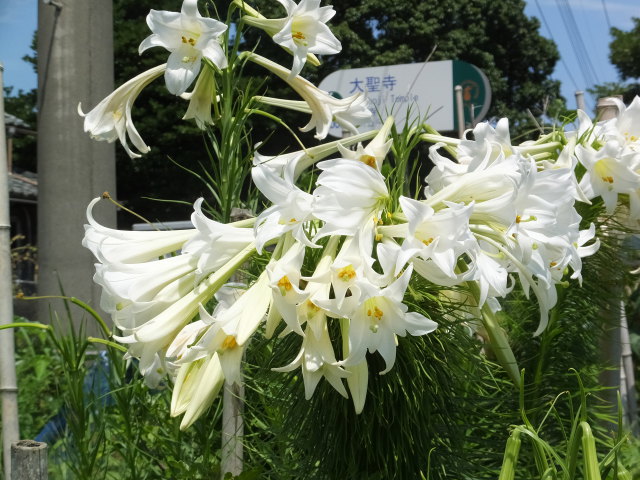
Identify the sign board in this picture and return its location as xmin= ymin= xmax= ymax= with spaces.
xmin=318 ymin=60 xmax=491 ymax=137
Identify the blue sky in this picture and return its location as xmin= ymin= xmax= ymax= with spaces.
xmin=1 ymin=0 xmax=639 ymax=111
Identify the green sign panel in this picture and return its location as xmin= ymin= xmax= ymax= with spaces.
xmin=452 ymin=60 xmax=492 ymax=129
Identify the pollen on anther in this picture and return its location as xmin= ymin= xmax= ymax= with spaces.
xmin=222 ymin=335 xmax=238 ymax=350
xmin=292 ymin=31 xmax=306 ymax=40
xmin=306 ymin=300 xmax=320 ymax=313
xmin=337 ymin=265 xmax=356 ymax=281
xmin=361 ymin=154 xmax=377 ymax=168
xmin=277 ymin=276 xmax=293 ymax=295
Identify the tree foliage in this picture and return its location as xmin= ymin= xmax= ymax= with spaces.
xmin=3 ymin=86 xmax=37 ymax=172
xmin=610 ymin=17 xmax=640 ymax=81
xmin=249 ymin=0 xmax=563 ymax=130
xmin=590 ymin=17 xmax=640 ymax=104
xmin=113 ymin=0 xmax=213 ymax=224
xmin=7 ymin=0 xmax=564 ymax=220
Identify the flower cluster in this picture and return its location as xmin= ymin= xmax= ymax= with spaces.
xmin=80 ymin=0 xmax=637 ymax=428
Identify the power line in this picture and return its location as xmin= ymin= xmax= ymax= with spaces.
xmin=601 ymin=0 xmax=613 ymax=30
xmin=555 ymin=0 xmax=601 ymax=87
xmin=533 ymin=0 xmax=581 ymax=92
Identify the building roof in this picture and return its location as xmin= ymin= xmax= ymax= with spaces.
xmin=8 ymin=171 xmax=38 ymax=199
xmin=4 ymin=113 xmax=35 ymax=136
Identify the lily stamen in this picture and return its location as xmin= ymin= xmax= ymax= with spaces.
xmin=221 ymin=335 xmax=238 ymax=350
xmin=277 ymin=275 xmax=293 ymax=295
xmin=337 ymin=265 xmax=356 ymax=281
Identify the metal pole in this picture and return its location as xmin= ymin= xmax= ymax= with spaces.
xmin=0 ymin=62 xmax=21 ymax=480
xmin=455 ymin=85 xmax=465 ymax=139
xmin=575 ymin=91 xmax=586 ymax=111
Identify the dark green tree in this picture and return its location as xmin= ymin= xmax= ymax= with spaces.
xmin=248 ymin=0 xmax=563 ymax=132
xmin=3 ymin=86 xmax=37 ymax=172
xmin=8 ymin=0 xmax=565 ymax=222
xmin=610 ymin=17 xmax=640 ymax=81
xmin=590 ymin=17 xmax=640 ymax=103
xmin=113 ymin=0 xmax=214 ymax=224
xmin=4 ymin=32 xmax=37 ymax=172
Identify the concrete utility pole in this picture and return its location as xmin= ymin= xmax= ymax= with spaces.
xmin=0 ymin=62 xmax=21 ymax=480
xmin=575 ymin=91 xmax=586 ymax=111
xmin=37 ymin=0 xmax=116 ymax=332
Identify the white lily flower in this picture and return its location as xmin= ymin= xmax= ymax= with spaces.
xmin=570 ymin=224 xmax=600 ymax=284
xmin=607 ymin=96 xmax=640 ymax=153
xmin=183 ymin=305 xmax=246 ymax=386
xmin=457 ymin=118 xmax=514 ymax=165
xmin=166 ymin=318 xmax=207 ymax=362
xmin=397 ymin=197 xmax=475 ymax=279
xmin=576 ymin=142 xmax=640 ymax=214
xmin=468 ymin=243 xmax=512 ymax=309
xmin=319 ymin=266 xmax=437 ymax=374
xmin=273 ymin=319 xmax=348 ymax=399
xmin=540 ymin=137 xmax=591 ymax=204
xmin=252 ymin=164 xmax=316 ymax=253
xmin=139 ymin=0 xmax=228 ymax=95
xmin=103 ymin=242 xmax=255 ymax=386
xmin=171 ymin=354 xmax=225 ymax=429
xmin=181 ymin=65 xmax=217 ymax=129
xmin=337 ymin=116 xmax=394 ymax=171
xmin=252 ymin=129 xmax=378 ymax=179
xmin=182 ymin=198 xmax=255 ymax=282
xmin=78 ymin=65 xmax=166 ymax=159
xmin=130 ymin=242 xmax=255 ymax=345
xmin=424 ymin=151 xmax=521 ymax=215
xmin=167 ymin=284 xmax=250 ymax=422
xmin=267 ymin=243 xmax=308 ymax=336
xmin=326 ymin=223 xmax=382 ymax=311
xmin=574 ymin=97 xmax=640 ymax=153
xmin=244 ymin=0 xmax=341 ymax=78
xmin=254 ymin=94 xmax=372 ymax=137
xmin=247 ymin=53 xmax=366 ymax=139
xmin=94 ymin=254 xmax=198 ymax=328
xmin=83 ymin=198 xmax=196 ymax=264
xmin=334 ymin=291 xmax=369 ymax=413
xmin=313 ymin=159 xmax=389 ymax=238
xmin=179 ymin=273 xmax=271 ymax=386
xmin=216 ymin=272 xmax=272 ymax=346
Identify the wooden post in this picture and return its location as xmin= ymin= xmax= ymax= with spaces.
xmin=595 ymin=96 xmax=626 ymax=415
xmin=220 ymin=208 xmax=251 ymax=479
xmin=10 ymin=441 xmax=47 ymax=480
xmin=221 ymin=382 xmax=245 ymax=477
xmin=620 ymin=306 xmax=638 ymax=434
